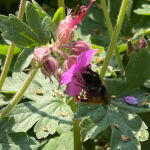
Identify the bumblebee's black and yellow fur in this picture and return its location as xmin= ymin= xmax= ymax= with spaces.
xmin=81 ymin=68 xmax=109 ymax=105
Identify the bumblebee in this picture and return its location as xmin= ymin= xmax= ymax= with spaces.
xmin=81 ymin=68 xmax=109 ymax=105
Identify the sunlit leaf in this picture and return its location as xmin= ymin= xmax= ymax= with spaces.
xmin=0 ymin=44 xmax=21 ymax=55
xmin=42 ymin=132 xmax=73 ymax=150
xmin=8 ymin=98 xmax=73 ymax=139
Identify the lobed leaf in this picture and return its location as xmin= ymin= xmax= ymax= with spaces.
xmin=75 ymin=103 xmax=109 ymax=141
xmin=42 ymin=132 xmax=73 ymax=150
xmin=8 ymin=98 xmax=73 ymax=139
xmin=1 ymin=71 xmax=60 ymax=101
xmin=111 ymin=88 xmax=150 ymax=113
xmin=125 ymin=49 xmax=150 ymax=88
xmin=0 ymin=118 xmax=38 ymax=150
xmin=109 ymin=108 xmax=147 ymax=150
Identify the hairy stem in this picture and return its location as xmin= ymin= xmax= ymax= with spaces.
xmin=70 ymin=99 xmax=82 ymax=150
xmin=100 ymin=0 xmax=128 ymax=77
xmin=0 ymin=0 xmax=26 ymax=91
xmin=58 ymin=0 xmax=65 ymax=8
xmin=100 ymin=0 xmax=124 ymax=70
xmin=0 ymin=66 xmax=39 ymax=119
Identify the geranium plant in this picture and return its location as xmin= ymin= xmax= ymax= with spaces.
xmin=0 ymin=0 xmax=150 ymax=149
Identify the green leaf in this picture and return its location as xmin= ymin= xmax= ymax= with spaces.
xmin=1 ymin=71 xmax=62 ymax=101
xmin=42 ymin=132 xmax=73 ymax=150
xmin=52 ymin=7 xmax=64 ymax=27
xmin=52 ymin=7 xmax=65 ymax=36
xmin=106 ymin=49 xmax=150 ymax=96
xmin=105 ymin=78 xmax=127 ymax=95
xmin=8 ymin=98 xmax=73 ymax=139
xmin=134 ymin=5 xmax=150 ymax=16
xmin=42 ymin=16 xmax=52 ymax=43
xmin=1 ymin=72 xmax=40 ymax=94
xmin=91 ymin=44 xmax=104 ymax=53
xmin=0 ymin=15 xmax=39 ymax=47
xmin=0 ymin=93 xmax=13 ymax=106
xmin=75 ymin=103 xmax=109 ymax=141
xmin=14 ymin=48 xmax=33 ymax=72
xmin=125 ymin=49 xmax=150 ymax=88
xmin=9 ymin=14 xmax=41 ymax=44
xmin=0 ymin=118 xmax=38 ymax=150
xmin=111 ymin=88 xmax=150 ymax=113
xmin=109 ymin=108 xmax=147 ymax=150
xmin=25 ymin=1 xmax=49 ymax=44
xmin=0 ymin=44 xmax=21 ymax=55
xmin=32 ymin=0 xmax=48 ymax=19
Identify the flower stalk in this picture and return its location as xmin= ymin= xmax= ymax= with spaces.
xmin=70 ymin=99 xmax=82 ymax=150
xmin=100 ymin=0 xmax=128 ymax=78
xmin=58 ymin=0 xmax=65 ymax=8
xmin=0 ymin=66 xmax=39 ymax=119
xmin=100 ymin=0 xmax=124 ymax=70
xmin=0 ymin=0 xmax=26 ymax=91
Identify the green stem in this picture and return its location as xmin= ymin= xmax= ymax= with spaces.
xmin=100 ymin=0 xmax=128 ymax=78
xmin=73 ymin=119 xmax=82 ymax=150
xmin=0 ymin=0 xmax=26 ymax=91
xmin=0 ymin=66 xmax=39 ymax=119
xmin=58 ymin=0 xmax=65 ymax=8
xmin=100 ymin=0 xmax=124 ymax=70
xmin=100 ymin=0 xmax=113 ymax=36
xmin=70 ymin=99 xmax=82 ymax=150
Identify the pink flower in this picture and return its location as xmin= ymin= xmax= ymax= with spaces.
xmin=56 ymin=0 xmax=95 ymax=45
xmin=61 ymin=49 xmax=98 ymax=96
xmin=63 ymin=41 xmax=92 ymax=55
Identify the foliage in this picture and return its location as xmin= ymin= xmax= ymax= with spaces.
xmin=0 ymin=0 xmax=150 ymax=149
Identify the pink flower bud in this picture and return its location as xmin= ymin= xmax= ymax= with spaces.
xmin=63 ymin=55 xmax=77 ymax=70
xmin=34 ymin=47 xmax=50 ymax=63
xmin=42 ymin=57 xmax=58 ymax=77
xmin=127 ymin=37 xmax=147 ymax=55
xmin=135 ymin=37 xmax=147 ymax=49
xmin=56 ymin=15 xmax=74 ymax=45
xmin=64 ymin=41 xmax=92 ymax=55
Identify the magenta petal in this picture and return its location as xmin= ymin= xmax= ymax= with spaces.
xmin=61 ymin=49 xmax=98 ymax=85
xmin=75 ymin=49 xmax=98 ymax=71
xmin=124 ymin=96 xmax=138 ymax=105
xmin=66 ymin=78 xmax=82 ymax=96
xmin=61 ymin=64 xmax=76 ymax=85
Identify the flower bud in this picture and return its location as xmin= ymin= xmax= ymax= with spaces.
xmin=127 ymin=37 xmax=147 ymax=55
xmin=34 ymin=47 xmax=50 ymax=63
xmin=135 ymin=37 xmax=147 ymax=49
xmin=64 ymin=41 xmax=92 ymax=55
xmin=42 ymin=57 xmax=58 ymax=78
xmin=63 ymin=55 xmax=77 ymax=70
xmin=56 ymin=15 xmax=74 ymax=45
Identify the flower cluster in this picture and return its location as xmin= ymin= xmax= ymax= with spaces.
xmin=34 ymin=0 xmax=97 ymax=99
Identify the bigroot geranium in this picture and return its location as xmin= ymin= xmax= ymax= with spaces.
xmin=61 ymin=49 xmax=98 ymax=96
xmin=56 ymin=0 xmax=95 ymax=46
xmin=33 ymin=0 xmax=96 ymax=85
